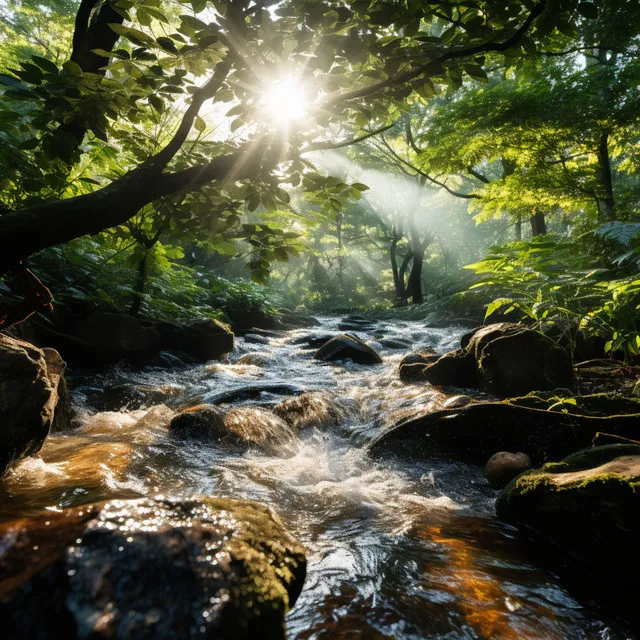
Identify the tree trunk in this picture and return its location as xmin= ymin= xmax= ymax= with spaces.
xmin=129 ymin=251 xmax=148 ymax=317
xmin=406 ymin=255 xmax=424 ymax=304
xmin=396 ymin=251 xmax=413 ymax=306
xmin=530 ymin=210 xmax=547 ymax=236
xmin=515 ymin=215 xmax=522 ymax=241
xmin=390 ymin=234 xmax=407 ymax=303
xmin=596 ymin=130 xmax=616 ymax=222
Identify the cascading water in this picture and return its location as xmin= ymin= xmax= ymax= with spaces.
xmin=0 ymin=318 xmax=630 ymax=638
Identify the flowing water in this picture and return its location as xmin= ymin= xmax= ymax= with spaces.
xmin=0 ymin=317 xmax=633 ymax=638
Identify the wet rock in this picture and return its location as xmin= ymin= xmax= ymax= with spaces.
xmin=379 ymin=338 xmax=412 ymax=349
xmin=243 ymin=333 xmax=271 ymax=345
xmin=82 ymin=383 xmax=183 ymax=412
xmin=421 ymin=349 xmax=477 ymax=387
xmin=274 ymin=310 xmax=320 ymax=329
xmin=274 ymin=393 xmax=342 ymax=431
xmin=484 ymin=451 xmax=532 ymax=489
xmin=224 ymin=305 xmax=276 ymax=333
xmin=496 ymin=445 xmax=640 ymax=595
xmin=313 ymin=334 xmax=382 ymax=365
xmin=169 ymin=404 xmax=228 ymax=439
xmin=469 ymin=324 xmax=574 ymax=397
xmin=43 ymin=347 xmax=73 ymax=431
xmin=441 ymin=394 xmax=472 ymax=409
xmin=369 ymin=400 xmax=640 ymax=465
xmin=170 ymin=404 xmax=296 ymax=452
xmin=398 ymin=362 xmax=430 ymax=383
xmin=0 ymin=335 xmax=67 ymax=474
xmin=400 ymin=348 xmax=438 ymax=366
xmin=404 ymin=323 xmax=574 ymax=397
xmin=236 ymin=352 xmax=278 ymax=366
xmin=203 ymin=384 xmax=304 ymax=405
xmin=20 ymin=311 xmax=234 ymax=367
xmin=0 ymin=496 xmax=306 ymax=639
xmin=289 ymin=334 xmax=334 ymax=350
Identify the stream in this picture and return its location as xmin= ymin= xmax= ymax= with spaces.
xmin=0 ymin=317 xmax=631 ymax=639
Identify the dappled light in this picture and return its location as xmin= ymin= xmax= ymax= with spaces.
xmin=0 ymin=0 xmax=639 ymax=637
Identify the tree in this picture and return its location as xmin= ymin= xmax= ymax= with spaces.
xmin=0 ymin=0 xmax=567 ymax=286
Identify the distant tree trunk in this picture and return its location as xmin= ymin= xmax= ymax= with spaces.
xmin=596 ymin=130 xmax=616 ymax=222
xmin=515 ymin=215 xmax=522 ymax=241
xmin=530 ymin=210 xmax=547 ymax=236
xmin=406 ymin=254 xmax=424 ymax=304
xmin=396 ymin=251 xmax=413 ymax=306
xmin=389 ymin=229 xmax=408 ymax=303
xmin=129 ymin=251 xmax=148 ymax=317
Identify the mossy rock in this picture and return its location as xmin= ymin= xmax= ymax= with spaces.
xmin=0 ymin=496 xmax=306 ymax=639
xmin=509 ymin=392 xmax=640 ymax=417
xmin=496 ymin=445 xmax=640 ymax=577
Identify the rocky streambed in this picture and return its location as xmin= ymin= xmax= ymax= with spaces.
xmin=1 ymin=316 xmax=639 ymax=638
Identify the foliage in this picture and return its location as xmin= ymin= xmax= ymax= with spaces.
xmin=465 ymin=235 xmax=640 ymax=358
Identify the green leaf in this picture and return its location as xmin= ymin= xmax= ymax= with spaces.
xmin=62 ymin=60 xmax=83 ymax=76
xmin=192 ymin=0 xmax=207 ymax=14
xmin=31 ymin=56 xmax=58 ymax=74
xmin=194 ymin=115 xmax=206 ymax=131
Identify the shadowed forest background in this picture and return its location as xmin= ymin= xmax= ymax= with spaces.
xmin=0 ymin=0 xmax=638 ymax=358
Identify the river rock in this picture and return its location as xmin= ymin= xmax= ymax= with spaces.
xmin=274 ymin=392 xmax=341 ymax=431
xmin=496 ymin=445 xmax=640 ymax=592
xmin=289 ymin=334 xmax=334 ymax=349
xmin=484 ymin=451 xmax=532 ymax=489
xmin=404 ymin=323 xmax=574 ymax=397
xmin=0 ymin=496 xmax=306 ymax=639
xmin=399 ymin=349 xmax=439 ymax=382
xmin=313 ymin=334 xmax=382 ymax=365
xmin=236 ymin=352 xmax=278 ymax=366
xmin=0 ymin=334 xmax=67 ymax=474
xmin=420 ymin=349 xmax=478 ymax=387
xmin=81 ymin=382 xmax=183 ymax=412
xmin=469 ymin=324 xmax=574 ymax=397
xmin=20 ymin=311 xmax=233 ymax=367
xmin=203 ymin=383 xmax=304 ymax=405
xmin=170 ymin=404 xmax=296 ymax=453
xmin=369 ymin=400 xmax=640 ymax=464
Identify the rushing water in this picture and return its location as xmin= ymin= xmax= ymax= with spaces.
xmin=0 ymin=317 xmax=633 ymax=638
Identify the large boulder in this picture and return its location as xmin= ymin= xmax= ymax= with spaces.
xmin=369 ymin=399 xmax=640 ymax=465
xmin=0 ymin=334 xmax=67 ymax=474
xmin=170 ymin=404 xmax=297 ymax=453
xmin=403 ymin=323 xmax=574 ymax=397
xmin=496 ymin=445 xmax=640 ymax=614
xmin=17 ymin=311 xmax=233 ymax=368
xmin=0 ymin=496 xmax=306 ymax=639
xmin=469 ymin=324 xmax=574 ymax=397
xmin=313 ymin=333 xmax=382 ymax=365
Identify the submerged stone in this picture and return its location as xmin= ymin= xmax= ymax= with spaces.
xmin=0 ymin=496 xmax=306 ymax=639
xmin=170 ymin=404 xmax=297 ymax=454
xmin=313 ymin=334 xmax=382 ymax=365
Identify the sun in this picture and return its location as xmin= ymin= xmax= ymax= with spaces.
xmin=266 ymin=76 xmax=307 ymax=124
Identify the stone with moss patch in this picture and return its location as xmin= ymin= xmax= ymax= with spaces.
xmin=0 ymin=496 xmax=306 ymax=639
xmin=496 ymin=444 xmax=640 ymax=583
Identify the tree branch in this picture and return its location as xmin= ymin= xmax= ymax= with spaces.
xmin=301 ymin=123 xmax=396 ymax=153
xmin=324 ymin=1 xmax=547 ymax=108
xmin=380 ymin=135 xmax=481 ymax=199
